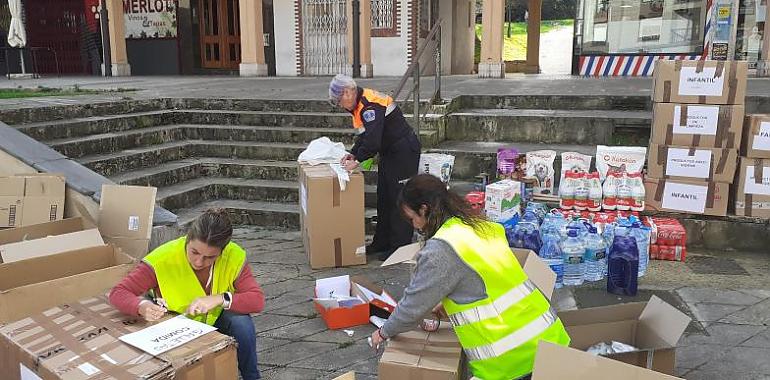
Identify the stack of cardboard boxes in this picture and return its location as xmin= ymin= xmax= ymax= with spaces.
xmin=0 ymin=174 xmax=65 ymax=228
xmin=735 ymin=114 xmax=770 ymax=218
xmin=645 ymin=60 xmax=748 ymax=217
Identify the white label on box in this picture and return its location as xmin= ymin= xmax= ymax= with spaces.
xmin=300 ymin=182 xmax=307 ymax=215
xmin=20 ymin=364 xmax=43 ymax=380
xmin=662 ymin=182 xmax=708 ymax=213
xmin=672 ymin=105 xmax=719 ymax=135
xmin=751 ymin=122 xmax=770 ymax=151
xmin=744 ymin=166 xmax=770 ymax=196
xmin=677 ymin=67 xmax=725 ymax=96
xmin=665 ymin=148 xmax=712 ymax=179
xmin=77 ymin=363 xmax=101 ymax=376
xmin=128 ymin=216 xmax=140 ymax=231
xmin=119 ymin=315 xmax=217 ymax=356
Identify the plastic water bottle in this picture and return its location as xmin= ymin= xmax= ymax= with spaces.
xmin=539 ymin=233 xmax=564 ymax=289
xmin=630 ymin=222 xmax=650 ymax=277
xmin=583 ymin=227 xmax=606 ymax=282
xmin=607 ymin=231 xmax=639 ymax=296
xmin=561 ymin=229 xmax=586 ymax=286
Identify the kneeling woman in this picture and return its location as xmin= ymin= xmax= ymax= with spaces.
xmin=370 ymin=174 xmax=570 ymax=380
xmin=110 ymin=209 xmax=264 ymax=380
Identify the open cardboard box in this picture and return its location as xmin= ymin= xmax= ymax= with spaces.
xmin=0 ymin=244 xmax=135 ymax=324
xmin=383 ymin=244 xmax=557 ymax=301
xmin=0 ymin=228 xmax=104 ymax=263
xmin=532 ymin=341 xmax=683 ymax=379
xmin=557 ymin=296 xmax=691 ymax=376
xmin=0 ymin=174 xmax=65 ymax=228
xmin=313 ymin=275 xmax=397 ymax=329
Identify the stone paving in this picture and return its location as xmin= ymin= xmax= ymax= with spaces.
xmin=233 ymin=226 xmax=770 ymax=380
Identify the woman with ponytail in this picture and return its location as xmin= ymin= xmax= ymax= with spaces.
xmin=369 ymin=175 xmax=569 ymax=380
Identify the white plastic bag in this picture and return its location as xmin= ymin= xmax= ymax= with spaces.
xmin=419 ymin=154 xmax=455 ymax=183
xmin=298 ymin=137 xmax=351 ymax=190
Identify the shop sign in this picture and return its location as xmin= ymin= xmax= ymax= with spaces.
xmin=123 ymin=0 xmax=178 ymax=39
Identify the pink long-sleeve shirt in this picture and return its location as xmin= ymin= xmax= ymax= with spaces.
xmin=109 ymin=261 xmax=265 ymax=316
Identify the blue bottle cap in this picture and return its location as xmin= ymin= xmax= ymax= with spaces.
xmin=567 ymin=229 xmax=578 ymax=238
xmin=588 ymin=226 xmax=598 ymax=234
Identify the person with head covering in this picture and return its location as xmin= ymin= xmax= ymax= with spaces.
xmin=329 ymin=74 xmax=421 ymax=261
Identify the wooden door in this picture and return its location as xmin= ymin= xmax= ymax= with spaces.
xmin=199 ymin=0 xmax=241 ymax=69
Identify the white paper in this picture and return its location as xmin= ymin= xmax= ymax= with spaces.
xmin=661 ymin=182 xmax=708 ymax=213
xmin=744 ymin=166 xmax=770 ymax=196
xmin=118 ymin=315 xmax=217 ymax=356
xmin=665 ymin=148 xmax=712 ymax=179
xmin=355 ymin=284 xmax=397 ymax=307
xmin=751 ymin=122 xmax=770 ymax=152
xmin=672 ymin=105 xmax=719 ymax=136
xmin=678 ymin=67 xmax=725 ymax=97
xmin=316 ymin=275 xmax=350 ymax=299
xmin=20 ymin=363 xmax=43 ymax=380
xmin=77 ymin=363 xmax=101 ymax=376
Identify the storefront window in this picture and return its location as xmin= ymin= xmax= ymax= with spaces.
xmin=735 ymin=0 xmax=766 ymax=69
xmin=579 ymin=0 xmax=707 ymax=54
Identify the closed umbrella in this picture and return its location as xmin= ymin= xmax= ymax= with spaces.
xmin=7 ymin=0 xmax=27 ymax=74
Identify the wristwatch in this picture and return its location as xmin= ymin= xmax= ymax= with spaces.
xmin=222 ymin=292 xmax=233 ymax=310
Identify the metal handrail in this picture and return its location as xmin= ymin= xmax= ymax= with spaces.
xmin=391 ymin=18 xmax=442 ymax=142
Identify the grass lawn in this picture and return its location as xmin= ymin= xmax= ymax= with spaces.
xmin=475 ymin=19 xmax=573 ymax=62
xmin=0 ymin=87 xmax=104 ymax=99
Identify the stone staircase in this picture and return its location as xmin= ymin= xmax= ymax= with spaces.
xmin=4 ymin=94 xmax=770 ymax=252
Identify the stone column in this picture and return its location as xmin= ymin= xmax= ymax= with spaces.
xmin=478 ymin=0 xmax=505 ymax=78
xmin=525 ymin=0 xmax=541 ymax=73
xmin=347 ymin=0 xmax=373 ymax=77
xmin=759 ymin=4 xmax=770 ymax=77
xmin=106 ymin=0 xmax=130 ymax=76
xmin=239 ymin=0 xmax=268 ymax=76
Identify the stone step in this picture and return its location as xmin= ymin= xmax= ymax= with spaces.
xmin=46 ymin=124 xmax=357 ymax=158
xmin=174 ymin=199 xmax=378 ymax=233
xmin=430 ymin=141 xmax=597 ymax=182
xmin=170 ymin=98 xmax=432 ymax=115
xmin=445 ymin=108 xmax=651 ymax=145
xmin=450 ymin=94 xmax=651 ymax=111
xmin=15 ymin=110 xmax=175 ymax=141
xmin=155 ymin=177 xmax=378 ymax=212
xmin=111 ymin=158 xmax=380 ymax=188
xmin=0 ymin=99 xmax=170 ymax=125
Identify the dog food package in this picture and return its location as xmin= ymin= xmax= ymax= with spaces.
xmin=595 ymin=146 xmax=647 ymax=182
xmin=526 ymin=150 xmax=557 ymax=195
xmin=419 ymin=154 xmax=455 ymax=183
xmin=560 ymin=152 xmax=593 ymax=190
xmin=497 ymin=148 xmax=520 ymax=180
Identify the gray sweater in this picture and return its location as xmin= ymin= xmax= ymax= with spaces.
xmin=380 ymin=238 xmax=488 ymax=338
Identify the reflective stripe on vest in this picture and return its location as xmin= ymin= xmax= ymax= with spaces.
xmin=352 ymin=88 xmax=395 ymax=129
xmin=144 ymin=236 xmax=246 ymax=326
xmin=448 ymin=280 xmax=537 ymax=327
xmin=463 ymin=307 xmax=558 ymax=362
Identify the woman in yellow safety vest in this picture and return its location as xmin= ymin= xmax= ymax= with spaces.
xmin=369 ymin=174 xmax=571 ymax=380
xmin=110 ymin=209 xmax=265 ymax=380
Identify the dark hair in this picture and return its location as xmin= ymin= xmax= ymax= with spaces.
xmin=397 ymin=174 xmax=489 ymax=239
xmin=186 ymin=208 xmax=233 ymax=250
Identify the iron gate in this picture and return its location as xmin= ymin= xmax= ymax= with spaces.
xmin=300 ymin=0 xmax=347 ymax=76
xmin=24 ymin=0 xmax=93 ymax=74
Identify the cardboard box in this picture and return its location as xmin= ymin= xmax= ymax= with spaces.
xmin=0 ymin=244 xmax=134 ymax=324
xmin=0 ymin=177 xmax=24 ymax=228
xmin=484 ymin=179 xmax=522 ymax=222
xmin=647 ymin=144 xmax=738 ymax=183
xmin=313 ymin=275 xmax=396 ymax=329
xmin=0 ymin=296 xmax=237 ymax=380
xmin=644 ymin=177 xmax=729 ymax=216
xmin=650 ymin=103 xmax=744 ymax=149
xmin=557 ymin=296 xmax=691 ymax=376
xmin=0 ymin=228 xmax=104 ymax=263
xmin=652 ymin=60 xmax=747 ymax=104
xmin=0 ymin=217 xmax=94 ymax=246
xmin=21 ymin=174 xmax=66 ymax=226
xmin=734 ymin=157 xmax=770 ymax=218
xmin=378 ymin=324 xmax=462 ymax=380
xmin=741 ymin=114 xmax=770 ymax=159
xmin=532 ymin=342 xmax=683 ymax=379
xmin=299 ymin=164 xmax=366 ymax=269
xmin=97 ymin=184 xmax=157 ymax=259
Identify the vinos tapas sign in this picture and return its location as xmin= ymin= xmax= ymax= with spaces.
xmin=123 ymin=0 xmax=178 ymax=39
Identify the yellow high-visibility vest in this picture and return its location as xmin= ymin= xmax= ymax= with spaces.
xmin=144 ymin=236 xmax=246 ymax=326
xmin=435 ymin=218 xmax=571 ymax=380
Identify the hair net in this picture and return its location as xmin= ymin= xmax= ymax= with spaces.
xmin=329 ymin=74 xmax=357 ymax=104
